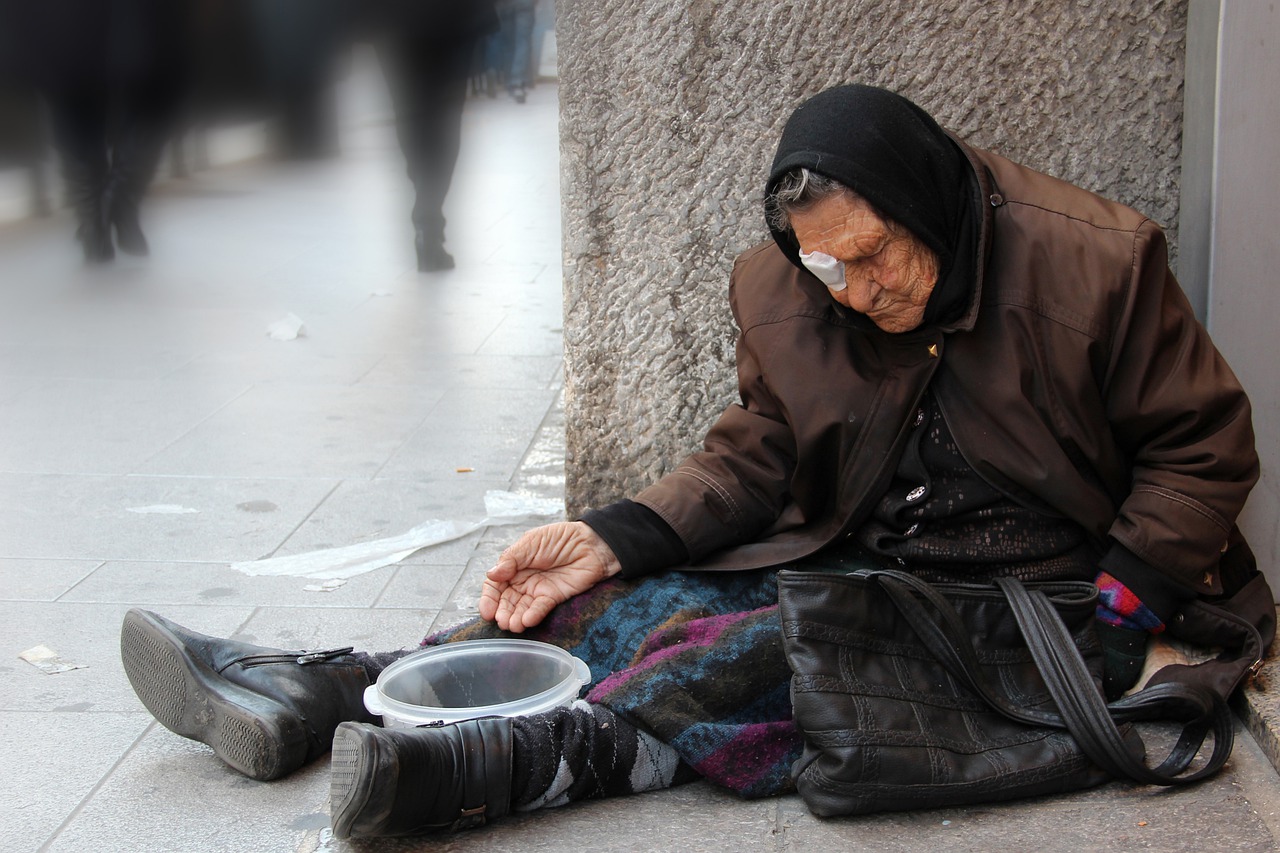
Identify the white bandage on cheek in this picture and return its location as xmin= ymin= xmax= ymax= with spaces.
xmin=798 ymin=250 xmax=847 ymax=291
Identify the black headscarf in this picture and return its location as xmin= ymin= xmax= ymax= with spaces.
xmin=765 ymin=84 xmax=979 ymax=329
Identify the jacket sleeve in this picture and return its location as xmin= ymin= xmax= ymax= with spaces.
xmin=579 ymin=499 xmax=689 ymax=578
xmin=633 ymin=256 xmax=799 ymax=562
xmin=1101 ymin=220 xmax=1258 ymax=594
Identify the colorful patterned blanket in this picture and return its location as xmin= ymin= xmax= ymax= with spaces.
xmin=425 ymin=568 xmax=800 ymax=798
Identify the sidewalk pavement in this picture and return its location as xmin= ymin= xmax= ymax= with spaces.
xmin=3 ymin=73 xmax=1280 ymax=853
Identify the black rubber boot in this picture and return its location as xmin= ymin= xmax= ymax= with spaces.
xmin=329 ymin=718 xmax=513 ymax=839
xmin=120 ymin=609 xmax=377 ymax=781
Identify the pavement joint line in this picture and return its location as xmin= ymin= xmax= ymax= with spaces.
xmin=35 ymin=717 xmax=158 ymax=853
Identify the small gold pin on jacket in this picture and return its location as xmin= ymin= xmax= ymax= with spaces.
xmin=928 ymin=344 xmax=939 ymax=358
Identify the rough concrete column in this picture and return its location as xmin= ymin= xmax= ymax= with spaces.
xmin=559 ymin=0 xmax=1188 ymax=513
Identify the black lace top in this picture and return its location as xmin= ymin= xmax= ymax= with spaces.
xmin=813 ymin=390 xmax=1102 ymax=583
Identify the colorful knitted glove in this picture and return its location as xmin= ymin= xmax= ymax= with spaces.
xmin=1095 ymin=570 xmax=1166 ymax=634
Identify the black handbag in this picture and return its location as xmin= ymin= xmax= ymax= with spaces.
xmin=777 ymin=569 xmax=1235 ymax=817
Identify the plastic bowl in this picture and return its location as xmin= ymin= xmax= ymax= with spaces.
xmin=363 ymin=639 xmax=592 ymax=728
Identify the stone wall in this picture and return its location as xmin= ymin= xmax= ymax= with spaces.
xmin=559 ymin=0 xmax=1188 ymax=512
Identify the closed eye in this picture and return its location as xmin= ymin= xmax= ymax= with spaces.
xmin=846 ymin=247 xmax=884 ymax=267
xmin=848 ymin=235 xmax=889 ymax=262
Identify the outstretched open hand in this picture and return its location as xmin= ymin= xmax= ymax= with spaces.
xmin=478 ymin=521 xmax=622 ymax=633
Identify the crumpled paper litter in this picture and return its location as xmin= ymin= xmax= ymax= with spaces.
xmin=20 ymin=645 xmax=88 ymax=674
xmin=266 ymin=312 xmax=306 ymax=341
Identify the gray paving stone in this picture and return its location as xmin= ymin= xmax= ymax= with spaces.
xmin=0 ymin=473 xmax=339 ymax=562
xmin=477 ymin=319 xmax=566 ymax=357
xmin=382 ymin=385 xmax=560 ymax=478
xmin=421 ymin=386 xmax=560 ymax=435
xmin=0 ymin=558 xmax=100 ymax=601
xmin=0 ymin=293 xmax=272 ymax=353
xmin=0 ymin=342 xmax=196 ymax=382
xmin=373 ymin=562 xmax=470 ymax=611
xmin=357 ymin=352 xmax=563 ymax=391
xmin=162 ymin=346 xmax=386 ymax=387
xmin=134 ymin=383 xmax=448 ymax=480
xmin=0 ymin=712 xmax=152 ymax=853
xmin=298 ymin=292 xmax=507 ymax=357
xmin=379 ymin=424 xmax=554 ymax=483
xmin=57 ymin=560 xmax=399 ymax=609
xmin=1 ymin=378 xmax=251 ymax=475
xmin=0 ymin=373 xmax=38 ymax=405
xmin=42 ymin=726 xmax=332 ymax=853
xmin=233 ymin=606 xmax=440 ymax=655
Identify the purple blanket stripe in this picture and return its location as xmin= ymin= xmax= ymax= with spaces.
xmin=693 ymin=722 xmax=799 ymax=793
xmin=588 ymin=609 xmax=755 ymax=696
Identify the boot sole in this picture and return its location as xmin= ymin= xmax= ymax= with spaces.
xmin=120 ymin=609 xmax=306 ymax=781
xmin=329 ymin=723 xmax=385 ymax=839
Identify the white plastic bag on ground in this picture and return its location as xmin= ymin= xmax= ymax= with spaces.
xmin=230 ymin=490 xmax=564 ymax=581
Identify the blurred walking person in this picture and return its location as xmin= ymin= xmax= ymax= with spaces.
xmin=371 ymin=0 xmax=498 ymax=272
xmin=2 ymin=0 xmax=190 ymax=264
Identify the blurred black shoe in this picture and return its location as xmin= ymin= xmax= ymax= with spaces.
xmin=66 ymin=163 xmax=114 ymax=264
xmin=106 ymin=182 xmax=149 ymax=256
xmin=416 ymin=232 xmax=455 ymax=272
xmin=104 ymin=125 xmax=168 ymax=256
xmin=76 ymin=215 xmax=115 ymax=263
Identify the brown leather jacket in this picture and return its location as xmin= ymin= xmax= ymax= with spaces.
xmin=636 ymin=140 xmax=1258 ymax=601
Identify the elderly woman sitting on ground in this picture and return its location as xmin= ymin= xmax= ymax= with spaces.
xmin=120 ymin=84 xmax=1272 ymax=839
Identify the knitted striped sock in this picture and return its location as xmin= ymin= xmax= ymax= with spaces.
xmin=511 ymin=701 xmax=697 ymax=811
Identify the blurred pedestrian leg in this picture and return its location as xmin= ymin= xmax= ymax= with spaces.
xmin=373 ymin=1 xmax=497 ymax=272
xmin=379 ymin=41 xmax=469 ymax=272
xmin=500 ymin=0 xmax=537 ymax=103
xmin=45 ymin=87 xmax=114 ymax=262
xmin=248 ymin=0 xmax=348 ymax=160
xmin=6 ymin=0 xmax=188 ymax=264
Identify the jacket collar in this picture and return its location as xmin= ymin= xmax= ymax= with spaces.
xmin=939 ymin=134 xmax=997 ymax=336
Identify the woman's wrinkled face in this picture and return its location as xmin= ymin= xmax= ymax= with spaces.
xmin=790 ymin=191 xmax=940 ymax=333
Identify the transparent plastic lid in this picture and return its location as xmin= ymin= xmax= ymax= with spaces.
xmin=364 ymin=639 xmax=592 ymax=725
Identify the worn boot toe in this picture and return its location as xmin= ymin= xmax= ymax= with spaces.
xmin=329 ymin=718 xmax=513 ymax=839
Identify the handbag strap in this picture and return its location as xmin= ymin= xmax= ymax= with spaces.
xmin=996 ymin=575 xmax=1233 ymax=784
xmin=870 ymin=571 xmax=1065 ymax=728
xmin=868 ymin=570 xmax=1233 ymax=786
